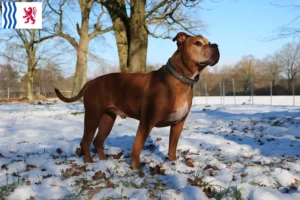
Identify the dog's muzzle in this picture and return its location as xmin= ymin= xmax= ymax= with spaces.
xmin=209 ymin=44 xmax=220 ymax=66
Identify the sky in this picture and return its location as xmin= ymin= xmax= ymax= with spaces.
xmin=1 ymin=0 xmax=300 ymax=77
xmin=95 ymin=0 xmax=300 ymax=72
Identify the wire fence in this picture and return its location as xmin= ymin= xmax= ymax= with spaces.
xmin=0 ymin=79 xmax=299 ymax=104
xmin=0 ymin=89 xmax=72 ymax=99
xmin=194 ymin=78 xmax=300 ymax=96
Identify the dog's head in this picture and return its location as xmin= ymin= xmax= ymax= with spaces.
xmin=172 ymin=32 xmax=220 ymax=72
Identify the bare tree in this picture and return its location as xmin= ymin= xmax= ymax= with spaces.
xmin=0 ymin=1 xmax=61 ymax=101
xmin=97 ymin=0 xmax=205 ymax=73
xmin=262 ymin=54 xmax=281 ymax=86
xmin=0 ymin=64 xmax=20 ymax=90
xmin=272 ymin=2 xmax=300 ymax=38
xmin=34 ymin=63 xmax=64 ymax=93
xmin=46 ymin=0 xmax=113 ymax=96
xmin=234 ymin=55 xmax=258 ymax=94
xmin=277 ymin=43 xmax=300 ymax=92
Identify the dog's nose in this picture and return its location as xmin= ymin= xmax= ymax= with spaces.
xmin=210 ymin=43 xmax=218 ymax=48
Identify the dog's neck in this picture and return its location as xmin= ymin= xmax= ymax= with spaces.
xmin=169 ymin=51 xmax=199 ymax=80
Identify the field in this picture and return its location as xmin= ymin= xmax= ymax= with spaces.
xmin=0 ymin=102 xmax=300 ymax=200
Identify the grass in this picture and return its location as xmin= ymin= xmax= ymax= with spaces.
xmin=211 ymin=182 xmax=244 ymax=200
xmin=0 ymin=182 xmax=20 ymax=200
xmin=120 ymin=174 xmax=142 ymax=188
xmin=0 ymin=172 xmax=23 ymax=200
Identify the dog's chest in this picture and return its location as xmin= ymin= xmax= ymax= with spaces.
xmin=167 ymin=99 xmax=189 ymax=122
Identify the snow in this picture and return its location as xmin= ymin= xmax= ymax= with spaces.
xmin=0 ymin=102 xmax=300 ymax=199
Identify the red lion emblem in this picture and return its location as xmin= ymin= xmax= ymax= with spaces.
xmin=23 ymin=7 xmax=36 ymax=24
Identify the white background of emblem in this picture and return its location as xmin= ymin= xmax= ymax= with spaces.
xmin=15 ymin=2 xmax=42 ymax=29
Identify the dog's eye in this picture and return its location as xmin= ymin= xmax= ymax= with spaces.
xmin=195 ymin=41 xmax=202 ymax=46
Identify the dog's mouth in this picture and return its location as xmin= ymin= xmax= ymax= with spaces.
xmin=196 ymin=61 xmax=210 ymax=68
xmin=209 ymin=48 xmax=220 ymax=67
xmin=196 ymin=47 xmax=220 ymax=69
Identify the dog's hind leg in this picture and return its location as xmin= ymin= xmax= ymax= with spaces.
xmin=80 ymin=114 xmax=99 ymax=163
xmin=93 ymin=113 xmax=116 ymax=160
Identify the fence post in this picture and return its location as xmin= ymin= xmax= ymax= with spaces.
xmin=270 ymin=82 xmax=272 ymax=105
xmin=7 ymin=87 xmax=10 ymax=99
xmin=219 ymin=81 xmax=222 ymax=105
xmin=232 ymin=79 xmax=236 ymax=105
xmin=251 ymin=77 xmax=254 ymax=105
xmin=293 ymin=79 xmax=295 ymax=106
xmin=223 ymin=81 xmax=226 ymax=105
xmin=205 ymin=82 xmax=208 ymax=105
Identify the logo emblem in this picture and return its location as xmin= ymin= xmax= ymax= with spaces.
xmin=23 ymin=7 xmax=36 ymax=24
xmin=2 ymin=2 xmax=42 ymax=29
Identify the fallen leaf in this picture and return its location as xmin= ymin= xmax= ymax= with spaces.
xmin=182 ymin=149 xmax=190 ymax=155
xmin=138 ymin=171 xmax=145 ymax=178
xmin=203 ymin=187 xmax=212 ymax=198
xmin=184 ymin=158 xmax=194 ymax=168
xmin=150 ymin=165 xmax=166 ymax=175
xmin=203 ymin=165 xmax=219 ymax=171
xmin=92 ymin=170 xmax=106 ymax=180
xmin=78 ymin=165 xmax=89 ymax=172
xmin=112 ymin=152 xmax=123 ymax=159
xmin=26 ymin=164 xmax=37 ymax=169
xmin=106 ymin=179 xmax=115 ymax=188
xmin=17 ymin=141 xmax=29 ymax=144
xmin=26 ymin=195 xmax=35 ymax=200
xmin=12 ymin=172 xmax=21 ymax=177
xmin=25 ymin=180 xmax=31 ymax=186
xmin=187 ymin=177 xmax=206 ymax=187
xmin=156 ymin=138 xmax=162 ymax=142
xmin=73 ymin=171 xmax=82 ymax=176
xmin=61 ymin=168 xmax=75 ymax=177
xmin=148 ymin=189 xmax=155 ymax=199
xmin=70 ymin=111 xmax=85 ymax=115
xmin=294 ymin=178 xmax=300 ymax=184
xmin=42 ymin=174 xmax=52 ymax=179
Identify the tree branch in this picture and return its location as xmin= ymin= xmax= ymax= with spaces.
xmin=89 ymin=26 xmax=114 ymax=40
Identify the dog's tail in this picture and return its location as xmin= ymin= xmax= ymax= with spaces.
xmin=54 ymin=82 xmax=90 ymax=103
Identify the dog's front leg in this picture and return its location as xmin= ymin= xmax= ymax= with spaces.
xmin=168 ymin=117 xmax=187 ymax=161
xmin=131 ymin=121 xmax=154 ymax=169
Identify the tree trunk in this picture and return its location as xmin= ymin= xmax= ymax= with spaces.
xmin=26 ymin=70 xmax=34 ymax=102
xmin=72 ymin=3 xmax=90 ymax=96
xmin=26 ymin=51 xmax=35 ymax=102
xmin=72 ymin=39 xmax=88 ymax=96
xmin=287 ymin=79 xmax=293 ymax=95
xmin=113 ymin=18 xmax=128 ymax=72
xmin=104 ymin=0 xmax=129 ymax=73
xmin=128 ymin=0 xmax=148 ymax=73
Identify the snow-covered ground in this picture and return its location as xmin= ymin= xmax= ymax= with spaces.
xmin=0 ymin=102 xmax=300 ymax=200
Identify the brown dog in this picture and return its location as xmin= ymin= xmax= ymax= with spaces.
xmin=55 ymin=32 xmax=219 ymax=169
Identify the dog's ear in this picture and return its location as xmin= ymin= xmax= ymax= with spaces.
xmin=172 ymin=32 xmax=190 ymax=48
